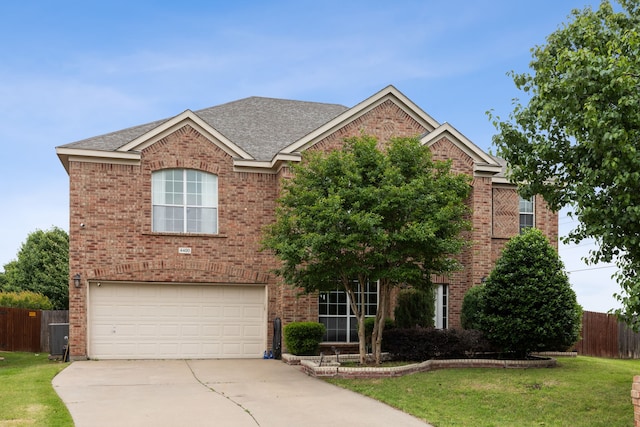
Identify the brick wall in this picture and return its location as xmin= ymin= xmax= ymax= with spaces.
xmin=68 ymin=125 xmax=281 ymax=357
xmin=67 ymin=101 xmax=558 ymax=357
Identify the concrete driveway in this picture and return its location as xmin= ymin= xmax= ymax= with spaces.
xmin=53 ymin=359 xmax=430 ymax=427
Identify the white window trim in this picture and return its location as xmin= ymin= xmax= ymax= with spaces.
xmin=152 ymin=169 xmax=218 ymax=234
xmin=519 ymin=195 xmax=535 ymax=234
xmin=434 ymin=284 xmax=448 ymax=329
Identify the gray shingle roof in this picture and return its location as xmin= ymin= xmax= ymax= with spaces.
xmin=59 ymin=96 xmax=349 ymax=161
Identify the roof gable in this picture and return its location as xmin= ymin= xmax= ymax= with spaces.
xmin=117 ymin=110 xmax=252 ymax=159
xmin=280 ymin=85 xmax=440 ymax=155
xmin=421 ymin=122 xmax=502 ymax=175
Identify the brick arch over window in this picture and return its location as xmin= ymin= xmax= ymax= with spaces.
xmin=86 ymin=260 xmax=272 ymax=284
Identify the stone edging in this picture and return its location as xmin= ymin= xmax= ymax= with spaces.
xmin=283 ymin=353 xmax=558 ymax=379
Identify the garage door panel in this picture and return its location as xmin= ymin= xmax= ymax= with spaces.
xmin=181 ymin=325 xmax=200 ymax=336
xmin=243 ymin=325 xmax=262 ymax=338
xmin=159 ymin=324 xmax=179 ymax=337
xmin=243 ymin=306 xmax=263 ymax=320
xmin=202 ymin=325 xmax=221 ymax=337
xmin=202 ymin=306 xmax=222 ymax=317
xmin=139 ymin=324 xmax=158 ymax=336
xmin=223 ymin=325 xmax=241 ymax=338
xmin=89 ymin=283 xmax=265 ymax=359
xmin=223 ymin=306 xmax=242 ymax=319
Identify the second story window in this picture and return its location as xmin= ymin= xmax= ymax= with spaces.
xmin=152 ymin=169 xmax=218 ymax=234
xmin=519 ymin=196 xmax=534 ymax=234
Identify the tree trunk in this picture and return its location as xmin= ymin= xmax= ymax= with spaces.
xmin=345 ymin=277 xmax=367 ymax=364
xmin=372 ymin=279 xmax=391 ymax=364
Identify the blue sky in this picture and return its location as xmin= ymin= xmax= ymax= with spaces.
xmin=0 ymin=0 xmax=621 ymax=312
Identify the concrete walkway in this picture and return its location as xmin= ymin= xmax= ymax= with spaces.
xmin=53 ymin=359 xmax=431 ymax=426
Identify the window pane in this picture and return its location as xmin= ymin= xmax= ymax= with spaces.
xmin=187 ymin=207 xmax=217 ymax=233
xmin=520 ymin=214 xmax=534 ymax=233
xmin=348 ymin=317 xmax=358 ymax=342
xmin=337 ymin=300 xmax=347 ymax=315
xmin=336 ymin=317 xmax=347 ymax=342
xmin=167 ymin=170 xmax=183 ymax=205
xmin=153 ymin=206 xmax=183 ymax=232
xmin=519 ymin=197 xmax=533 ymax=214
xmin=319 ymin=293 xmax=328 ymax=315
xmin=201 ymin=174 xmax=217 ymax=207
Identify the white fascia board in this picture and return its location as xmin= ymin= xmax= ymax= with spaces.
xmin=56 ymin=147 xmax=141 ymax=173
xmin=492 ymin=177 xmax=515 ymax=186
xmin=422 ymin=123 xmax=499 ymax=166
xmin=233 ymin=152 xmax=302 ymax=173
xmin=118 ymin=110 xmax=254 ymax=160
xmin=280 ymin=85 xmax=441 ymax=155
xmin=474 ymin=163 xmax=504 ymax=175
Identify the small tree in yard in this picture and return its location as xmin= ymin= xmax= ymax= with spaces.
xmin=478 ymin=228 xmax=582 ymax=357
xmin=2 ymin=227 xmax=69 ymax=310
xmin=262 ymin=135 xmax=471 ymax=364
xmin=489 ymin=1 xmax=640 ymax=328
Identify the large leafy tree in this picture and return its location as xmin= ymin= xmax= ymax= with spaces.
xmin=478 ymin=229 xmax=582 ymax=357
xmin=490 ymin=0 xmax=640 ymax=327
xmin=262 ymin=135 xmax=471 ymax=364
xmin=2 ymin=227 xmax=69 ymax=309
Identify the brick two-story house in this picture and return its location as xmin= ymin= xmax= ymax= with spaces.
xmin=56 ymin=85 xmax=557 ymax=360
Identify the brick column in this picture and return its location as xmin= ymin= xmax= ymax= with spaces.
xmin=632 ymin=376 xmax=640 ymax=426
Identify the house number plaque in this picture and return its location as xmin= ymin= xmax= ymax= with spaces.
xmin=178 ymin=247 xmax=192 ymax=254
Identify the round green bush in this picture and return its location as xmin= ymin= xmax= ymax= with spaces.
xmin=283 ymin=322 xmax=326 ymax=355
xmin=478 ymin=228 xmax=582 ymax=357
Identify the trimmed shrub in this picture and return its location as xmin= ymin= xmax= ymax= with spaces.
xmin=461 ymin=285 xmax=485 ymax=330
xmin=0 ymin=291 xmax=53 ymax=310
xmin=283 ymin=322 xmax=326 ymax=355
xmin=382 ymin=327 xmax=494 ymax=361
xmin=394 ymin=287 xmax=435 ymax=328
xmin=478 ymin=228 xmax=582 ymax=357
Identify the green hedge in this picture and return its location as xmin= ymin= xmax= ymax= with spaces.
xmin=394 ymin=288 xmax=435 ymax=328
xmin=283 ymin=322 xmax=326 ymax=355
xmin=382 ymin=328 xmax=495 ymax=361
xmin=461 ymin=285 xmax=484 ymax=330
xmin=0 ymin=291 xmax=53 ymax=309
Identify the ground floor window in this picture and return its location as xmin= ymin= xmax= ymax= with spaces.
xmin=318 ymin=281 xmax=378 ymax=342
xmin=434 ymin=284 xmax=448 ymax=329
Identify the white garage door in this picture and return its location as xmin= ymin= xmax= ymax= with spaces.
xmin=88 ymin=282 xmax=266 ymax=359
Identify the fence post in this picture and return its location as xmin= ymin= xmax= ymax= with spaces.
xmin=632 ymin=376 xmax=640 ymax=427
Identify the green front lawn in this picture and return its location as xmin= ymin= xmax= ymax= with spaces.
xmin=327 ymin=356 xmax=639 ymax=426
xmin=0 ymin=352 xmax=72 ymax=426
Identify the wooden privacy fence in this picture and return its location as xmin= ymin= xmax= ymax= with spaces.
xmin=574 ymin=310 xmax=640 ymax=359
xmin=0 ymin=307 xmax=69 ymax=353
